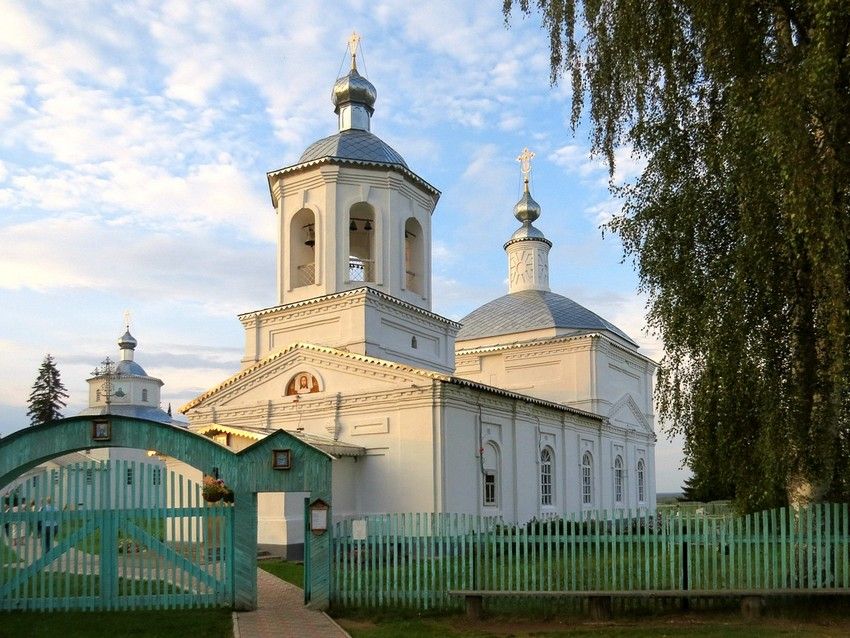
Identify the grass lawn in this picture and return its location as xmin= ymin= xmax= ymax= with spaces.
xmin=0 ymin=608 xmax=232 ymax=638
xmin=1 ymin=569 xmax=185 ymax=597
xmin=258 ymin=558 xmax=304 ymax=588
xmin=334 ymin=611 xmax=850 ymax=637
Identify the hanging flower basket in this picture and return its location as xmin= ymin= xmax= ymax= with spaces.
xmin=202 ymin=476 xmax=228 ymax=503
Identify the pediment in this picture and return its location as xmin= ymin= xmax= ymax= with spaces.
xmin=182 ymin=342 xmax=442 ymax=412
xmin=607 ymin=393 xmax=652 ymax=433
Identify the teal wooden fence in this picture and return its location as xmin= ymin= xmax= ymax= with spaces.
xmin=0 ymin=459 xmax=233 ymax=611
xmin=331 ymin=504 xmax=850 ymax=609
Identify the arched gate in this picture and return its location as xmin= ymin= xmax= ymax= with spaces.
xmin=0 ymin=416 xmax=332 ymax=611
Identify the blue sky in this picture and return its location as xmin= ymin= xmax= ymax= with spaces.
xmin=0 ymin=1 xmax=686 ymax=491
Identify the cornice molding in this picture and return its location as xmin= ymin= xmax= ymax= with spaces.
xmin=239 ymin=287 xmax=460 ymax=329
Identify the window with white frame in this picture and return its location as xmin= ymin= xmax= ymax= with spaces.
xmin=540 ymin=448 xmax=553 ymax=506
xmin=484 ymin=472 xmax=496 ymax=506
xmin=582 ymin=451 xmax=593 ymax=505
xmin=637 ymin=458 xmax=646 ymax=503
xmin=142 ymin=388 xmax=148 ymax=402
xmin=614 ymin=455 xmax=624 ymax=503
xmin=152 ymin=467 xmax=162 ymax=486
xmin=126 ymin=467 xmax=134 ymax=486
xmin=482 ymin=442 xmax=499 ymax=507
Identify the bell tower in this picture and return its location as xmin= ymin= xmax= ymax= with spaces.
xmin=267 ymin=34 xmax=440 ymax=311
xmin=246 ymin=36 xmax=458 ymax=374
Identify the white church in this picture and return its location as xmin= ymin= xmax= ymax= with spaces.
xmin=179 ymin=42 xmax=657 ymax=556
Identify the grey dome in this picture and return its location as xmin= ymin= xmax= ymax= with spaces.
xmin=298 ymin=129 xmax=408 ymax=168
xmin=332 ymin=68 xmax=376 ymax=112
xmin=507 ymin=222 xmax=549 ymax=244
xmin=457 ymin=289 xmax=637 ymax=346
xmin=116 ymin=360 xmax=147 ymax=376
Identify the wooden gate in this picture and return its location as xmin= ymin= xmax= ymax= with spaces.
xmin=1 ymin=459 xmax=233 ymax=611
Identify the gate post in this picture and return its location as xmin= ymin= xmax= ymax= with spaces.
xmin=307 ymin=502 xmax=332 ymax=610
xmin=232 ymin=490 xmax=258 ymax=610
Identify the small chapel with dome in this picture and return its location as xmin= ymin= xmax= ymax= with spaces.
xmin=180 ymin=37 xmax=657 ymax=556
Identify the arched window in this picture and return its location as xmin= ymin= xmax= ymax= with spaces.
xmin=290 ymin=208 xmax=316 ymax=287
xmin=540 ymin=448 xmax=553 ymax=506
xmin=614 ymin=455 xmax=623 ymax=504
xmin=637 ymin=459 xmax=646 ymax=503
xmin=95 ymin=389 xmax=101 ymax=402
xmin=582 ymin=451 xmax=593 ymax=505
xmin=404 ymin=217 xmax=424 ymax=295
xmin=482 ymin=442 xmax=500 ymax=507
xmin=141 ymin=388 xmax=148 ymax=402
xmin=348 ymin=202 xmax=375 ymax=282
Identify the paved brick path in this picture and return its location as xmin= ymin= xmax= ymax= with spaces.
xmin=233 ymin=568 xmax=349 ymax=638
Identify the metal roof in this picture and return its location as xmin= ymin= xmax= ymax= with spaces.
xmin=115 ymin=360 xmax=147 ymax=376
xmin=298 ymin=129 xmax=407 ymax=168
xmin=195 ymin=424 xmax=366 ymax=458
xmin=456 ymin=289 xmax=638 ymax=347
xmin=77 ymin=405 xmax=187 ymax=426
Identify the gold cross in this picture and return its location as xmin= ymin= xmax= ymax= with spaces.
xmin=517 ymin=147 xmax=535 ymax=180
xmin=123 ymin=309 xmax=132 ymax=331
xmin=348 ymin=31 xmax=360 ymax=58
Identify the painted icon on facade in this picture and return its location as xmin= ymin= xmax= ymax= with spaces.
xmin=285 ymin=372 xmax=320 ymax=395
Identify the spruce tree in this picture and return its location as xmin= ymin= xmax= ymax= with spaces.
xmin=27 ymin=354 xmax=69 ymax=426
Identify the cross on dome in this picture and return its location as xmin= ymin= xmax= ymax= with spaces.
xmin=517 ymin=147 xmax=535 ymax=186
xmin=510 ymin=146 xmax=543 ymax=225
xmin=348 ymin=31 xmax=360 ymax=69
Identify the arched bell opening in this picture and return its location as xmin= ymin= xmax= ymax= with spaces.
xmin=404 ymin=217 xmax=424 ymax=295
xmin=290 ymin=208 xmax=317 ymax=288
xmin=348 ymin=202 xmax=375 ymax=283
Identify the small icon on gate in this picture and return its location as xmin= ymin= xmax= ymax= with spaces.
xmin=272 ymin=449 xmax=292 ymax=470
xmin=92 ymin=419 xmax=111 ymax=441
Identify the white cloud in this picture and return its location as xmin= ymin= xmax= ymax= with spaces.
xmin=0 ymin=215 xmax=274 ymax=315
xmin=550 ymin=143 xmax=646 ymax=186
xmin=0 ymin=1 xmax=48 ymax=54
xmin=0 ymin=68 xmax=26 ymax=122
xmin=549 ymin=144 xmax=586 ymax=170
xmin=584 ymin=199 xmax=622 ymax=227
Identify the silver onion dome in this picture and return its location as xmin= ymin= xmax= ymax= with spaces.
xmin=513 ymin=184 xmax=541 ymax=224
xmin=332 ymin=67 xmax=377 ymax=114
xmin=118 ymin=329 xmax=137 ymax=351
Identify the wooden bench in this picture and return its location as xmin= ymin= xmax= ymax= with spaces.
xmin=448 ymin=588 xmax=850 ymax=620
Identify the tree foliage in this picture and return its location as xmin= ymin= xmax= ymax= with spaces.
xmin=505 ymin=1 xmax=850 ymax=509
xmin=27 ymin=354 xmax=69 ymax=426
